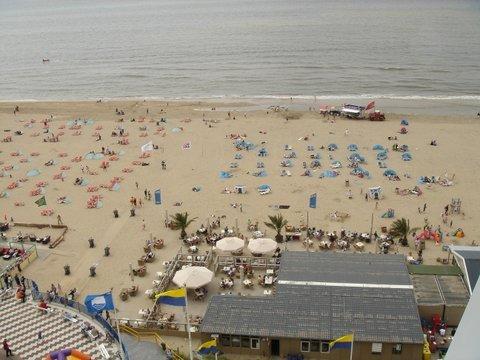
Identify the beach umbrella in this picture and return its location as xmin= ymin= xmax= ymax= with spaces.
xmin=248 ymin=238 xmax=277 ymax=254
xmin=172 ymin=266 xmax=214 ymax=289
xmin=216 ymin=237 xmax=244 ymax=252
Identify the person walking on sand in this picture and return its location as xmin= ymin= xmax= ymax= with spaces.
xmin=139 ymin=198 xmax=143 ymax=207
xmin=3 ymin=338 xmax=13 ymax=357
xmin=142 ymin=220 xmax=146 ymax=231
xmin=423 ymin=203 xmax=427 ymax=213
xmin=135 ymin=182 xmax=139 ymax=189
xmin=144 ymin=189 xmax=148 ymax=199
xmin=57 ymin=214 xmax=63 ymax=225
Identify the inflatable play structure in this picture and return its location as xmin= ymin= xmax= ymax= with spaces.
xmin=416 ymin=229 xmax=441 ymax=244
xmin=45 ymin=348 xmax=91 ymax=360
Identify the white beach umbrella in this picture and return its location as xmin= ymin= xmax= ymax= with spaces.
xmin=216 ymin=237 xmax=245 ymax=252
xmin=172 ymin=266 xmax=214 ymax=289
xmin=248 ymin=238 xmax=278 ymax=254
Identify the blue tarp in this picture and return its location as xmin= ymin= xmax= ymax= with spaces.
xmin=234 ymin=140 xmax=255 ymax=150
xmin=373 ymin=144 xmax=384 ymax=151
xmin=258 ymin=184 xmax=271 ymax=191
xmin=258 ymin=148 xmax=268 ymax=156
xmin=234 ymin=153 xmax=243 ymax=160
xmin=321 ymin=170 xmax=339 ymax=178
xmin=328 ymin=143 xmax=338 ymax=151
xmin=331 ymin=160 xmax=342 ymax=168
xmin=348 ymin=153 xmax=365 ymax=163
xmin=253 ymin=170 xmax=267 ymax=177
xmin=350 ymin=167 xmax=370 ymax=178
xmin=402 ymin=152 xmax=412 ymax=161
xmin=220 ymin=171 xmax=233 ymax=179
xmin=401 ymin=119 xmax=409 ymax=126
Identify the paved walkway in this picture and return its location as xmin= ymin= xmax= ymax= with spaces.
xmin=122 ymin=334 xmax=167 ymax=360
xmin=0 ymin=294 xmax=117 ymax=359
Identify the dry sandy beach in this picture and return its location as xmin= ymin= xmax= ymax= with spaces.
xmin=0 ymin=100 xmax=479 ymax=328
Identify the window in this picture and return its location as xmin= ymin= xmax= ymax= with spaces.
xmin=371 ymin=343 xmax=383 ymax=354
xmin=220 ymin=335 xmax=231 ymax=347
xmin=241 ymin=337 xmax=250 ymax=348
xmin=310 ymin=340 xmax=320 ymax=352
xmin=301 ymin=340 xmax=310 ymax=352
xmin=321 ymin=342 xmax=330 ymax=353
xmin=231 ymin=336 xmax=241 ymax=347
xmin=392 ymin=344 xmax=402 ymax=354
xmin=251 ymin=338 xmax=260 ymax=349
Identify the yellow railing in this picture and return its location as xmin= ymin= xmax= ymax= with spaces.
xmin=119 ymin=324 xmax=185 ymax=360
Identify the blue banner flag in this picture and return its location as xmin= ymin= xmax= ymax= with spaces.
xmin=154 ymin=189 xmax=161 ymax=205
xmin=84 ymin=292 xmax=115 ymax=314
xmin=309 ymin=193 xmax=317 ymax=208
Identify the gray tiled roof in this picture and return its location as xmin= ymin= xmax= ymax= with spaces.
xmin=201 ymin=286 xmax=424 ymax=343
xmin=202 ymin=252 xmax=424 ymax=344
xmin=278 ymin=252 xmax=411 ymax=285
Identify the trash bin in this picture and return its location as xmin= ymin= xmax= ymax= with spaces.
xmin=104 ymin=246 xmax=110 ymax=257
xmin=64 ymin=265 xmax=70 ymax=275
xmin=88 ymin=238 xmax=95 ymax=248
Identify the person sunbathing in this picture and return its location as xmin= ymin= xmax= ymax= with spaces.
xmin=74 ymin=177 xmax=83 ymax=185
xmin=45 ymin=159 xmax=54 ymax=166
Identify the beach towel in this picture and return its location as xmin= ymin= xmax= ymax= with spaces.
xmin=141 ymin=141 xmax=154 ymax=152
xmin=26 ymin=169 xmax=41 ymax=177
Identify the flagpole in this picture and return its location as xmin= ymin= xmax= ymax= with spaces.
xmin=184 ymin=285 xmax=194 ymax=360
xmin=111 ymin=292 xmax=126 ymax=360
xmin=350 ymin=331 xmax=354 ymax=360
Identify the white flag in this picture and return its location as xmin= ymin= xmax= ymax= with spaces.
xmin=141 ymin=141 xmax=154 ymax=152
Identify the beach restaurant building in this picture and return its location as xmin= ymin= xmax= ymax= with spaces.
xmin=201 ymin=252 xmax=424 ymax=359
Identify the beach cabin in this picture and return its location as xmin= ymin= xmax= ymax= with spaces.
xmin=201 ymin=252 xmax=424 ymax=359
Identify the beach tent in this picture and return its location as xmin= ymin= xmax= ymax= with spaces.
xmin=321 ymin=170 xmax=339 ymax=178
xmin=256 ymin=162 xmax=264 ymax=168
xmin=172 ymin=266 xmax=214 ymax=289
xmin=401 ymin=119 xmax=409 ymax=126
xmin=235 ymin=139 xmax=255 ymax=150
xmin=307 ymin=145 xmax=315 ymax=151
xmin=234 ymin=185 xmax=246 ymax=194
xmin=348 ymin=153 xmax=365 ymax=163
xmin=253 ymin=170 xmax=267 ymax=177
xmin=331 ymin=160 xmax=342 ymax=169
xmin=257 ymin=184 xmax=271 ymax=195
xmin=310 ymin=159 xmax=321 ymax=168
xmin=347 ymin=144 xmax=358 ymax=151
xmin=281 ymin=160 xmax=293 ymax=167
xmin=312 ymin=153 xmax=321 ymax=159
xmin=383 ymin=169 xmax=397 ymax=177
xmin=376 ymin=151 xmax=388 ymax=161
xmin=230 ymin=162 xmax=238 ymax=168
xmin=284 ymin=144 xmax=292 ymax=150
xmin=402 ymin=152 xmax=412 ymax=161
xmin=219 ymin=171 xmax=233 ymax=179
xmin=248 ymin=238 xmax=277 ymax=254
xmin=216 ymin=237 xmax=244 ymax=253
xmin=327 ymin=143 xmax=338 ymax=151
xmin=258 ymin=148 xmax=268 ymax=157
xmin=26 ymin=169 xmax=41 ymax=177
xmin=284 ymin=151 xmax=296 ymax=158
xmin=350 ymin=167 xmax=370 ymax=178
xmin=234 ymin=153 xmax=243 ymax=160
xmin=368 ymin=186 xmax=382 ymax=200
xmin=373 ymin=144 xmax=384 ymax=151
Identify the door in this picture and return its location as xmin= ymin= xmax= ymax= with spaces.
xmin=270 ymin=339 xmax=280 ymax=356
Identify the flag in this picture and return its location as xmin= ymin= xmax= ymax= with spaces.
xmin=197 ymin=339 xmax=218 ymax=355
xmin=309 ymin=193 xmax=317 ymax=209
xmin=365 ymin=101 xmax=375 ymax=111
xmin=141 ymin=141 xmax=154 ymax=152
xmin=182 ymin=141 xmax=192 ymax=150
xmin=35 ymin=196 xmax=47 ymax=207
xmin=329 ymin=334 xmax=354 ymax=351
xmin=155 ymin=288 xmax=186 ymax=307
xmin=84 ymin=292 xmax=115 ymax=314
xmin=154 ymin=189 xmax=161 ymax=205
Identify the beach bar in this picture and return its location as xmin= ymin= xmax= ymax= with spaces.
xmin=201 ymin=252 xmax=424 ymax=359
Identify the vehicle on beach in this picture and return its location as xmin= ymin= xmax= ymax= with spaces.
xmin=341 ymin=104 xmax=365 ymax=119
xmin=369 ymin=110 xmax=386 ymax=121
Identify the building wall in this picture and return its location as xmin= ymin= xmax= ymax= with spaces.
xmin=205 ymin=334 xmax=423 ymax=360
xmin=444 ymin=305 xmax=466 ymax=327
xmin=418 ymin=304 xmax=444 ymax=323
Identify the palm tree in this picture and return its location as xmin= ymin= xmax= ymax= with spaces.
xmin=170 ymin=212 xmax=197 ymax=239
xmin=389 ymin=218 xmax=419 ymax=246
xmin=264 ymin=214 xmax=288 ymax=242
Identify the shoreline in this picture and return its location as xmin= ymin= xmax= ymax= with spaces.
xmin=0 ymin=97 xmax=479 ymax=117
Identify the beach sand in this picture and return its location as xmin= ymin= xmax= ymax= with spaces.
xmin=1 ymin=99 xmax=479 ymax=327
